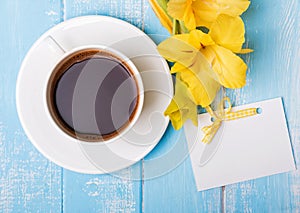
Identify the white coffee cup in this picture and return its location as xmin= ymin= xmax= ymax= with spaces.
xmin=45 ymin=36 xmax=144 ymax=143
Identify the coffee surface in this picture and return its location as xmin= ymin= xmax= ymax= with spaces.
xmin=54 ymin=52 xmax=138 ymax=138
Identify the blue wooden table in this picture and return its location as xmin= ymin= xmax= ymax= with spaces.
xmin=1 ymin=0 xmax=300 ymax=212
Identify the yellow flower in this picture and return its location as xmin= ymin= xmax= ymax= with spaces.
xmin=164 ymin=74 xmax=198 ymax=130
xmin=167 ymin=0 xmax=250 ymax=30
xmin=158 ymin=15 xmax=250 ymax=107
xmin=149 ymin=0 xmax=173 ymax=34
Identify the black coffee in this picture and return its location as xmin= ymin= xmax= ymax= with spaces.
xmin=47 ymin=50 xmax=139 ymax=141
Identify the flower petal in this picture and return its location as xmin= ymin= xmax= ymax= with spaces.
xmin=189 ymin=29 xmax=215 ymax=49
xmin=157 ymin=34 xmax=197 ymax=65
xmin=209 ymin=45 xmax=247 ymax=88
xmin=192 ymin=0 xmax=219 ymax=28
xmin=192 ymin=0 xmax=250 ymax=28
xmin=217 ymin=0 xmax=250 ymax=17
xmin=171 ymin=62 xmax=220 ymax=107
xmin=167 ymin=0 xmax=196 ymax=30
xmin=209 ymin=15 xmax=245 ymax=53
xmin=238 ymin=48 xmax=254 ymax=54
xmin=164 ymin=74 xmax=198 ymax=130
xmin=167 ymin=0 xmax=188 ymax=20
xmin=182 ymin=3 xmax=197 ymax=30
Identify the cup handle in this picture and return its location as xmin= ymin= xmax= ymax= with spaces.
xmin=45 ymin=35 xmax=67 ymax=55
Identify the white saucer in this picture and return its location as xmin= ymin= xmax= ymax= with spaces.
xmin=16 ymin=16 xmax=173 ymax=174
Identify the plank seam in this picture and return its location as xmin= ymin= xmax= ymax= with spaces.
xmin=61 ymin=0 xmax=66 ymax=21
xmin=222 ymin=186 xmax=225 ymax=213
xmin=142 ymin=159 xmax=145 ymax=213
xmin=141 ymin=0 xmax=145 ymax=31
xmin=61 ymin=168 xmax=64 ymax=213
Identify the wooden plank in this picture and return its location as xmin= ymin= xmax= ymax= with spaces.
xmin=0 ymin=0 xmax=62 ymax=212
xmin=62 ymin=1 xmax=145 ymax=212
xmin=143 ymin=127 xmax=222 ymax=213
xmin=142 ymin=2 xmax=222 ymax=212
xmin=225 ymin=0 xmax=300 ymax=212
xmin=65 ymin=0 xmax=144 ymax=29
xmin=63 ymin=164 xmax=142 ymax=213
xmin=3 ymin=0 xmax=300 ymax=212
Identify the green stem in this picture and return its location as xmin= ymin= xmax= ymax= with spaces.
xmin=178 ymin=20 xmax=189 ymax=34
xmin=172 ymin=18 xmax=178 ymax=35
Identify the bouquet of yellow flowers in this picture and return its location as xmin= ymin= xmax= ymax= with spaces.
xmin=149 ymin=0 xmax=252 ymax=134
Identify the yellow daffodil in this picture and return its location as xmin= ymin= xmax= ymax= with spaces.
xmin=167 ymin=0 xmax=250 ymax=30
xmin=158 ymin=15 xmax=250 ymax=107
xmin=164 ymin=74 xmax=198 ymax=130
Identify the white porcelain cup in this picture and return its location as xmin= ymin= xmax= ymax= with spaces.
xmin=45 ymin=36 xmax=144 ymax=143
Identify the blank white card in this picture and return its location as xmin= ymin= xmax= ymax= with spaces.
xmin=184 ymin=98 xmax=296 ymax=191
